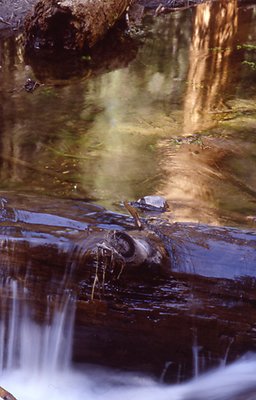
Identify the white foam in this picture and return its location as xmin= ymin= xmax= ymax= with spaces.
xmin=1 ymin=355 xmax=256 ymax=400
xmin=0 ymin=278 xmax=256 ymax=400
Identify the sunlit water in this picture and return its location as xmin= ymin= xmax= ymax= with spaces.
xmin=0 ymin=1 xmax=256 ymax=226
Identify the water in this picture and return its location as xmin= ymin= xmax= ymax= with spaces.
xmin=0 ymin=1 xmax=256 ymax=399
xmin=1 ymin=275 xmax=256 ymax=400
xmin=4 ymin=360 xmax=256 ymax=400
xmin=0 ymin=248 xmax=254 ymax=400
xmin=0 ymin=280 xmax=75 ymax=372
xmin=0 ymin=1 xmax=256 ymax=227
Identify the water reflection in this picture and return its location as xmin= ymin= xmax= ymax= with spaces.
xmin=158 ymin=1 xmax=256 ymax=225
xmin=0 ymin=2 xmax=255 ymax=226
xmin=183 ymin=0 xmax=238 ymax=133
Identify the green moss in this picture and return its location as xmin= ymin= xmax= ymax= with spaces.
xmin=81 ymin=55 xmax=91 ymax=61
xmin=237 ymin=44 xmax=256 ymax=51
xmin=41 ymin=87 xmax=57 ymax=97
xmin=209 ymin=47 xmax=231 ymax=52
xmin=242 ymin=60 xmax=256 ymax=70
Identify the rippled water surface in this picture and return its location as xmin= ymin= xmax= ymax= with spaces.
xmin=0 ymin=1 xmax=256 ymax=227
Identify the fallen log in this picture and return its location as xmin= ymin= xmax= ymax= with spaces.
xmin=0 ymin=193 xmax=256 ymax=380
xmin=24 ymin=0 xmax=133 ymax=51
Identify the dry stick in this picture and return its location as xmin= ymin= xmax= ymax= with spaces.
xmin=117 ymin=261 xmax=125 ymax=280
xmin=124 ymin=201 xmax=142 ymax=229
xmin=91 ymin=248 xmax=100 ymax=301
xmin=0 ymin=386 xmax=17 ymax=400
xmin=99 ymin=247 xmax=106 ymax=293
xmin=0 ymin=154 xmax=75 ymax=184
xmin=0 ymin=17 xmax=11 ymax=26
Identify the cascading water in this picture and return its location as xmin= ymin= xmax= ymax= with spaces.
xmin=0 ymin=274 xmax=256 ymax=400
xmin=0 ymin=279 xmax=75 ymax=374
xmin=0 ymin=264 xmax=78 ymax=400
xmin=0 ymin=200 xmax=256 ymax=400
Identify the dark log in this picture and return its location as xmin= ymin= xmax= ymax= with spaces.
xmin=24 ymin=0 xmax=133 ymax=51
xmin=0 ymin=193 xmax=256 ymax=380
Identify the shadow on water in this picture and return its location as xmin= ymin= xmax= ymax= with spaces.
xmin=23 ymin=26 xmax=139 ymax=83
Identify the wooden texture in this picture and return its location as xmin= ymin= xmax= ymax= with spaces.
xmin=24 ymin=0 xmax=133 ymax=50
xmin=0 ymin=193 xmax=256 ymax=380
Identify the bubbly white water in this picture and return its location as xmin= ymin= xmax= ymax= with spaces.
xmin=0 ymin=278 xmax=256 ymax=400
xmin=1 ymin=356 xmax=256 ymax=400
xmin=0 ymin=279 xmax=75 ymax=374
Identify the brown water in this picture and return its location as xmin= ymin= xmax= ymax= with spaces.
xmin=0 ymin=0 xmax=255 ymax=227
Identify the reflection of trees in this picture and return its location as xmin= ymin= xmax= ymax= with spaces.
xmin=1 ymin=4 xmax=254 ymax=218
xmin=0 ymin=11 xmax=193 ymax=203
xmin=0 ymin=36 xmax=88 ymax=196
xmin=183 ymin=0 xmax=238 ymax=133
xmin=78 ymin=13 xmax=193 ymax=203
xmin=0 ymin=36 xmax=24 ymax=185
xmin=159 ymin=1 xmax=255 ymax=225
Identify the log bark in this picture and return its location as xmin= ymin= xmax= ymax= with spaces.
xmin=24 ymin=0 xmax=133 ymax=51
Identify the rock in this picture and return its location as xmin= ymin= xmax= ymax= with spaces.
xmin=131 ymin=195 xmax=169 ymax=212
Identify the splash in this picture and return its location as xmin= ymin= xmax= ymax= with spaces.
xmin=1 ymin=355 xmax=256 ymax=400
xmin=0 ymin=278 xmax=256 ymax=400
xmin=0 ymin=277 xmax=75 ymax=376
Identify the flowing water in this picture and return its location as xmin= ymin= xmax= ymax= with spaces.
xmin=0 ymin=0 xmax=256 ymax=399
xmin=1 ymin=276 xmax=256 ymax=400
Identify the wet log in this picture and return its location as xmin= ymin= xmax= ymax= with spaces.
xmin=24 ymin=0 xmax=133 ymax=51
xmin=0 ymin=193 xmax=256 ymax=380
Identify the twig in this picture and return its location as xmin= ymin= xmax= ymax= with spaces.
xmin=0 ymin=17 xmax=11 ymax=26
xmin=124 ymin=201 xmax=142 ymax=229
xmin=91 ymin=252 xmax=99 ymax=301
xmin=0 ymin=386 xmax=17 ymax=400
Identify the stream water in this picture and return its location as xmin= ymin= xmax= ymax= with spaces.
xmin=0 ymin=0 xmax=256 ymax=399
xmin=0 ymin=0 xmax=256 ymax=226
xmin=1 ymin=277 xmax=256 ymax=400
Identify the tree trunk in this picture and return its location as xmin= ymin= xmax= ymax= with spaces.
xmin=24 ymin=0 xmax=133 ymax=51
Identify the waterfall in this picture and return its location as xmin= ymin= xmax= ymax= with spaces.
xmin=1 ymin=276 xmax=256 ymax=400
xmin=0 ymin=235 xmax=256 ymax=400
xmin=0 ymin=277 xmax=76 ymax=376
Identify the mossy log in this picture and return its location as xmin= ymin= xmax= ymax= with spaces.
xmin=24 ymin=0 xmax=133 ymax=51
